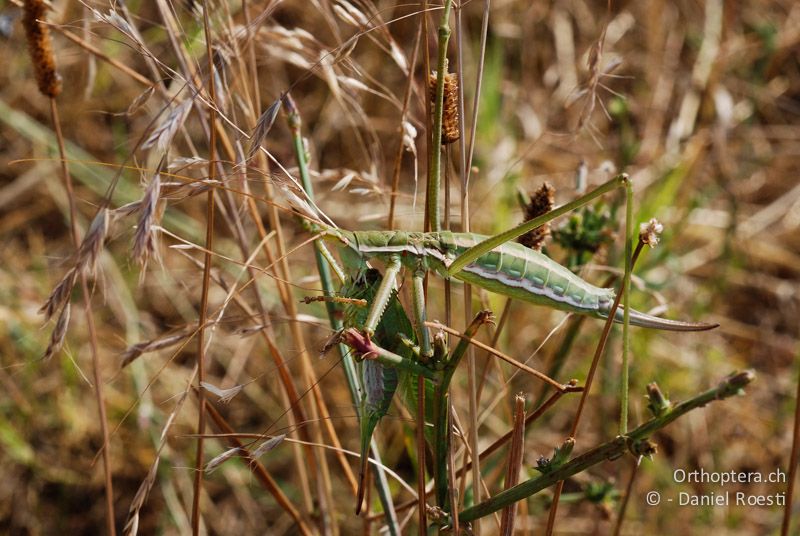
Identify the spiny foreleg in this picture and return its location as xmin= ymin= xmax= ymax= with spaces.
xmin=363 ymin=254 xmax=402 ymax=337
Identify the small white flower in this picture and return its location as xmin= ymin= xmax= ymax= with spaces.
xmin=639 ymin=218 xmax=664 ymax=248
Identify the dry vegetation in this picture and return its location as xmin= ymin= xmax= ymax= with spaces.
xmin=1 ymin=0 xmax=799 ymax=534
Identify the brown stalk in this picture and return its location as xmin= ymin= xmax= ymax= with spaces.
xmin=222 ymin=201 xmax=351 ymax=524
xmin=387 ymin=24 xmax=422 ymax=230
xmin=612 ymin=456 xmax=642 ymax=536
xmin=241 ymin=197 xmax=316 ymax=509
xmin=474 ymin=299 xmax=512 ymax=406
xmin=498 ymin=394 xmax=525 ymax=535
xmin=23 ymin=2 xmax=117 ymax=533
xmin=425 ymin=321 xmax=574 ymax=392
xmin=457 ymin=387 xmax=575 ymax=481
xmin=155 ymin=0 xmax=327 ymax=518
xmin=455 ymin=5 xmax=483 ymax=529
xmin=53 ymin=27 xmax=152 ymax=87
xmin=248 ymin=133 xmax=336 ymax=524
xmin=191 ymin=2 xmax=218 ymax=533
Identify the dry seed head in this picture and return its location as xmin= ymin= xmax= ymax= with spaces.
xmin=23 ymin=0 xmax=61 ymax=98
xmin=42 ymin=302 xmax=70 ymax=361
xmin=200 ymin=381 xmax=243 ymax=404
xmin=40 ymin=266 xmax=77 ymax=321
xmin=205 ymin=447 xmax=244 ymax=474
xmin=123 ymin=456 xmax=160 ymax=536
xmin=133 ymin=172 xmax=162 ymax=268
xmin=429 ymin=70 xmax=460 ymax=145
xmin=76 ymin=208 xmax=110 ymax=278
xmin=519 ymin=182 xmax=555 ymax=251
xmin=120 ymin=330 xmax=190 ymax=369
xmin=639 ymin=218 xmax=664 ymax=248
xmin=252 ymin=434 xmax=287 ymax=459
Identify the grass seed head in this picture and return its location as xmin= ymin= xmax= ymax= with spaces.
xmin=23 ymin=0 xmax=61 ymax=98
xmin=42 ymin=302 xmax=70 ymax=360
xmin=519 ymin=182 xmax=555 ymax=251
xmin=429 ymin=70 xmax=460 ymax=145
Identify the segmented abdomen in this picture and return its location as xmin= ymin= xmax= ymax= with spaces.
xmin=440 ymin=232 xmax=615 ymax=315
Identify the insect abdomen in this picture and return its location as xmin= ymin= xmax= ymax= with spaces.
xmin=446 ymin=233 xmax=612 ymax=314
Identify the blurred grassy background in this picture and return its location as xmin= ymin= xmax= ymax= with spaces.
xmin=1 ymin=0 xmax=799 ymax=534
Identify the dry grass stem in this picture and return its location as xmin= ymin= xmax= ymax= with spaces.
xmin=499 ymin=394 xmax=526 ymax=535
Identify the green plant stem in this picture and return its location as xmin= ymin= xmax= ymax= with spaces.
xmin=620 ymin=240 xmax=645 ymax=434
xmin=448 ymin=174 xmax=628 ymax=275
xmin=545 ymin=213 xmax=642 ymax=534
xmin=426 ymin=0 xmax=454 ymax=233
xmin=432 ymin=311 xmax=492 ymax=509
xmin=285 ymin=95 xmax=400 ymax=534
xmin=458 ymin=371 xmax=755 ymax=522
xmin=620 ymin=181 xmax=634 ymax=435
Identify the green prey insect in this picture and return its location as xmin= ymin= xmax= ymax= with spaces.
xmin=317 ymin=227 xmax=716 ymax=359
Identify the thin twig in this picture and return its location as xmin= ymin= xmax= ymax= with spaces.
xmin=191 ymin=2 xmax=218 ymax=532
xmin=425 ymin=321 xmax=576 ymax=392
xmin=612 ymin=456 xmax=642 ymax=536
xmin=545 ymin=233 xmax=645 ymax=535
xmin=50 ymin=97 xmax=116 ymax=536
xmin=459 ymin=370 xmax=755 ymax=522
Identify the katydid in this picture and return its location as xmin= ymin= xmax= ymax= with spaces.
xmin=304 ymin=199 xmax=716 ymax=514
xmin=317 ymin=227 xmax=717 ymax=347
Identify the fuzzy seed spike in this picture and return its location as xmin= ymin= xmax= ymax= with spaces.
xmin=429 ymin=70 xmax=460 ymax=145
xmin=23 ymin=0 xmax=62 ymax=98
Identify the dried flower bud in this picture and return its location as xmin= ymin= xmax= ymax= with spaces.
xmin=639 ymin=218 xmax=663 ymax=248
xmin=630 ymin=438 xmax=658 ymax=459
xmin=519 ymin=182 xmax=555 ymax=251
xmin=646 ymin=382 xmax=671 ymax=417
xmin=429 ymin=70 xmax=460 ymax=145
xmin=23 ymin=0 xmax=62 ymax=98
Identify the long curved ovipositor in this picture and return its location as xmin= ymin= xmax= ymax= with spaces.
xmin=331 ymin=229 xmax=717 ymax=332
xmin=606 ymin=307 xmax=718 ymax=331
